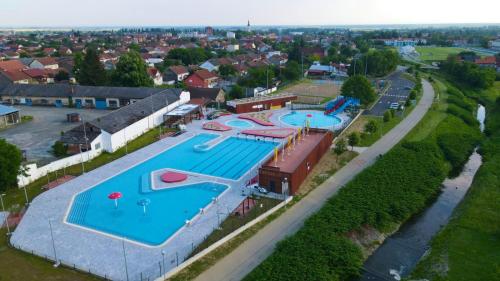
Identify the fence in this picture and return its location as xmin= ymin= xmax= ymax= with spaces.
xmin=17 ymin=149 xmax=102 ymax=187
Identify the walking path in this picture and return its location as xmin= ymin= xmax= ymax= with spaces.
xmin=192 ymin=79 xmax=435 ymax=281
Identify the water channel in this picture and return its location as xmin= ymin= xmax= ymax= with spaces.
xmin=359 ymin=105 xmax=486 ymax=281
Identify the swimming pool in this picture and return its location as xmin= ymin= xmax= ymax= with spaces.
xmin=226 ymin=119 xmax=254 ymax=129
xmin=281 ymin=110 xmax=342 ymax=129
xmin=66 ymin=134 xmax=277 ymax=245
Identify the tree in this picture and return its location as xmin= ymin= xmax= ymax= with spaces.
xmin=341 ymin=75 xmax=376 ymax=106
xmin=219 ymin=64 xmax=237 ymax=78
xmin=334 ymin=139 xmax=347 ymax=161
xmin=52 ymin=141 xmax=68 ymax=157
xmin=238 ymin=67 xmax=275 ymax=88
xmin=76 ymin=48 xmax=108 ymax=86
xmin=55 ymin=70 xmax=69 ymax=82
xmin=347 ymin=132 xmax=360 ymax=150
xmin=0 ymin=139 xmax=23 ymax=191
xmin=282 ymin=61 xmax=302 ymax=81
xmin=167 ymin=48 xmax=211 ymax=65
xmin=110 ymin=51 xmax=153 ymax=87
xmin=383 ymin=111 xmax=392 ymax=122
xmin=229 ymin=85 xmax=244 ymax=100
xmin=365 ymin=120 xmax=379 ymax=134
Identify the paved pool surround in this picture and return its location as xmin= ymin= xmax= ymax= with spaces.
xmin=10 ymin=108 xmax=349 ymax=281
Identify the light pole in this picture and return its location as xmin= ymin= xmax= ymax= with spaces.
xmin=79 ymin=144 xmax=85 ymax=174
xmin=122 ymin=238 xmax=129 ymax=281
xmin=0 ymin=194 xmax=11 ymax=235
xmin=161 ymin=250 xmax=166 ymax=276
xmin=48 ymin=219 xmax=59 ymax=267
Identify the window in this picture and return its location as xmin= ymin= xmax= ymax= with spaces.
xmin=108 ymin=100 xmax=118 ymax=108
xmin=94 ymin=143 xmax=101 ymax=150
xmin=85 ymin=99 xmax=93 ymax=105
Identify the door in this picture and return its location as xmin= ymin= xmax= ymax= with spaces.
xmin=95 ymin=98 xmax=107 ymax=109
xmin=55 ymin=100 xmax=63 ymax=108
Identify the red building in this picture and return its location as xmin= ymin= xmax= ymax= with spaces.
xmin=259 ymin=129 xmax=333 ymax=195
xmin=226 ymin=93 xmax=297 ymax=114
xmin=185 ymin=69 xmax=219 ymax=88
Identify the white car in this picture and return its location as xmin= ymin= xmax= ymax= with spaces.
xmin=389 ymin=103 xmax=400 ymax=110
xmin=249 ymin=184 xmax=269 ymax=194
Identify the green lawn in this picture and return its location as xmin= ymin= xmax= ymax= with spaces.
xmin=358 ymin=115 xmax=403 ymax=146
xmin=416 ymin=47 xmax=467 ymax=61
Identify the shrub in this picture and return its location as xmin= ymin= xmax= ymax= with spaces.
xmin=364 ymin=120 xmax=379 ymax=133
xmin=383 ymin=111 xmax=392 ymax=122
xmin=52 ymin=141 xmax=68 ymax=157
xmin=447 ymin=104 xmax=478 ymax=126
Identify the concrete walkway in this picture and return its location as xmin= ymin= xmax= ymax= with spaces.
xmin=191 ymin=80 xmax=435 ymax=281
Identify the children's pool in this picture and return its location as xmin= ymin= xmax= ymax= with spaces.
xmin=281 ymin=110 xmax=342 ymax=129
xmin=66 ymin=134 xmax=277 ymax=245
xmin=226 ymin=119 xmax=254 ymax=129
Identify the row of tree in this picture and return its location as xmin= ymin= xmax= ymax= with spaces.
xmin=348 ymin=49 xmax=399 ymax=77
xmin=73 ymin=49 xmax=153 ymax=87
xmin=442 ymin=55 xmax=496 ymax=89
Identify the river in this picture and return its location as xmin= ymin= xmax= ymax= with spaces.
xmin=359 ymin=105 xmax=485 ymax=281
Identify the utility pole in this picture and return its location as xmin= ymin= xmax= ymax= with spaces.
xmin=0 ymin=194 xmax=11 ymax=235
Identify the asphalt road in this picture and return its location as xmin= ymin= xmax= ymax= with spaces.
xmin=191 ymin=79 xmax=435 ymax=281
xmin=365 ymin=71 xmax=415 ymax=116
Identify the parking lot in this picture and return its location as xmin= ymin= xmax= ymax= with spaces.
xmin=364 ymin=71 xmax=415 ymax=116
xmin=0 ymin=105 xmax=111 ymax=164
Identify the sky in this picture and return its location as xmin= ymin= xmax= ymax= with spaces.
xmin=1 ymin=0 xmax=499 ymax=27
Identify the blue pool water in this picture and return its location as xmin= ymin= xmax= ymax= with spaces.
xmin=67 ymin=134 xmax=277 ymax=245
xmin=226 ymin=119 xmax=254 ymax=129
xmin=281 ymin=110 xmax=341 ymax=129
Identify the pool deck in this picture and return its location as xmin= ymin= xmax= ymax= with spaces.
xmin=10 ymin=108 xmax=350 ymax=281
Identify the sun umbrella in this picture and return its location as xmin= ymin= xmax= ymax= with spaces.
xmin=108 ymin=192 xmax=122 ymax=208
xmin=137 ymin=198 xmax=151 ymax=215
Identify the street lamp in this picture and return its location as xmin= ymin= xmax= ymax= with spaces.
xmin=48 ymin=219 xmax=59 ymax=267
xmin=161 ymin=250 xmax=166 ymax=276
xmin=0 ymin=194 xmax=11 ymax=235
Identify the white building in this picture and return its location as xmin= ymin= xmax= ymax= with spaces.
xmin=226 ymin=44 xmax=240 ymax=52
xmin=226 ymin=31 xmax=236 ymax=39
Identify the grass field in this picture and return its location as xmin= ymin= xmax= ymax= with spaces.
xmin=416 ymin=47 xmax=467 ymax=61
xmin=409 ymin=81 xmax=500 ymax=281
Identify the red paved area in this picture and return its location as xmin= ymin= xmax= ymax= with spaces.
xmin=238 ymin=112 xmax=274 ymax=126
xmin=160 ymin=171 xmax=188 ymax=183
xmin=232 ymin=197 xmax=256 ymax=217
xmin=241 ymin=128 xmax=296 ymax=138
xmin=42 ymin=175 xmax=76 ymax=190
xmin=202 ymin=121 xmax=232 ymax=131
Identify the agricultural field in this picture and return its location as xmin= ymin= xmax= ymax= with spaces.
xmin=284 ymin=79 xmax=342 ymax=104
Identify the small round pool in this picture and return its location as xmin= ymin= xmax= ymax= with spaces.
xmin=226 ymin=119 xmax=254 ymax=129
xmin=281 ymin=111 xmax=342 ymax=129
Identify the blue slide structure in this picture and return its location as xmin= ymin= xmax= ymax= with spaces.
xmin=324 ymin=96 xmax=360 ymax=115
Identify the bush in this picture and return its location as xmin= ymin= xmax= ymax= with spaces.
xmin=447 ymin=104 xmax=478 ymax=126
xmin=383 ymin=111 xmax=392 ymax=122
xmin=447 ymin=95 xmax=474 ymax=112
xmin=52 ymin=141 xmax=68 ymax=157
xmin=364 ymin=120 xmax=379 ymax=133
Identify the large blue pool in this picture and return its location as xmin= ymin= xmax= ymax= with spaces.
xmin=226 ymin=119 xmax=254 ymax=129
xmin=67 ymin=134 xmax=277 ymax=245
xmin=281 ymin=110 xmax=342 ymax=129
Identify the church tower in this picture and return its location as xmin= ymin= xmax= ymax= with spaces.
xmin=247 ymin=20 xmax=251 ymax=32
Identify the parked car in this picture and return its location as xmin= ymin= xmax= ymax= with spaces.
xmin=389 ymin=102 xmax=400 ymax=110
xmin=249 ymin=184 xmax=269 ymax=194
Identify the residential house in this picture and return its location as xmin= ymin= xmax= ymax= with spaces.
xmin=187 ymin=87 xmax=225 ymax=106
xmin=185 ymin=69 xmax=219 ymax=88
xmin=475 ymin=56 xmax=497 ymax=68
xmin=37 ymin=57 xmax=59 ymax=70
xmin=148 ymin=67 xmax=163 ymax=86
xmin=168 ymin=65 xmax=189 ymax=81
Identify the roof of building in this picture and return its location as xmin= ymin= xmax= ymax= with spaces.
xmin=0 ymin=70 xmax=31 ymax=82
xmin=60 ymin=123 xmax=102 ymax=145
xmin=89 ymin=89 xmax=182 ymax=134
xmin=0 ymin=83 xmax=182 ymax=100
xmin=475 ymin=56 xmax=497 ymax=65
xmin=227 ymin=92 xmax=296 ymax=106
xmin=187 ymin=87 xmax=224 ymax=101
xmin=0 ymin=104 xmax=18 ymax=115
xmin=169 ymin=65 xmax=189 ymax=75
xmin=0 ymin=60 xmax=26 ymax=72
xmin=192 ymin=69 xmax=218 ymax=80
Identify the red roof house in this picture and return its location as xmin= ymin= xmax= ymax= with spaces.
xmin=185 ymin=69 xmax=219 ymax=88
